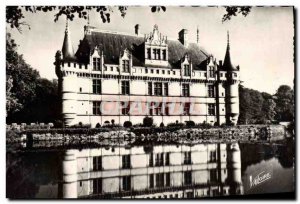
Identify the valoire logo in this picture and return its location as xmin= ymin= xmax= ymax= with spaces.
xmin=249 ymin=171 xmax=272 ymax=188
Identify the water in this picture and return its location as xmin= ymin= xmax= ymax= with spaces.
xmin=6 ymin=139 xmax=295 ymax=199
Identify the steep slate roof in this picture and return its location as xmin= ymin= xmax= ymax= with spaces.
xmin=75 ymin=30 xmax=210 ymax=70
xmin=221 ymin=32 xmax=238 ymax=71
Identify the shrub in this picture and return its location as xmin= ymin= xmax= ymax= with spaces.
xmin=123 ymin=121 xmax=132 ymax=128
xmin=143 ymin=116 xmax=153 ymax=127
xmin=111 ymin=119 xmax=115 ymax=125
xmin=54 ymin=120 xmax=63 ymax=128
xmin=160 ymin=122 xmax=165 ymax=128
xmin=104 ymin=120 xmax=110 ymax=124
xmin=185 ymin=121 xmax=195 ymax=127
xmin=78 ymin=122 xmax=83 ymax=127
xmin=95 ymin=123 xmax=101 ymax=128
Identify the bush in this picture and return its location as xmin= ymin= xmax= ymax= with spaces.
xmin=111 ymin=119 xmax=115 ymax=125
xmin=167 ymin=122 xmax=184 ymax=127
xmin=54 ymin=120 xmax=63 ymax=128
xmin=185 ymin=121 xmax=195 ymax=127
xmin=104 ymin=120 xmax=110 ymax=124
xmin=95 ymin=123 xmax=101 ymax=128
xmin=143 ymin=116 xmax=153 ymax=127
xmin=160 ymin=122 xmax=165 ymax=128
xmin=123 ymin=121 xmax=132 ymax=128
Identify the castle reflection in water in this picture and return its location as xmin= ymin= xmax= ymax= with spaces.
xmin=60 ymin=142 xmax=243 ymax=199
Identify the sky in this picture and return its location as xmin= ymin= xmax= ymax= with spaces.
xmin=7 ymin=6 xmax=294 ymax=94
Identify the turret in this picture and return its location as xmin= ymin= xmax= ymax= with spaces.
xmin=224 ymin=32 xmax=240 ymax=125
xmin=57 ymin=20 xmax=78 ymax=126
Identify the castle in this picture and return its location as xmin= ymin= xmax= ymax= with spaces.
xmin=55 ymin=21 xmax=240 ymax=127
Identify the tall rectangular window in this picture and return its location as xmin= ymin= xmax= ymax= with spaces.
xmin=208 ymin=104 xmax=215 ymax=116
xmin=93 ymin=101 xmax=101 ymax=115
xmin=164 ymin=103 xmax=169 ymax=116
xmin=182 ymin=84 xmax=190 ymax=97
xmin=93 ymin=79 xmax=101 ymax=94
xmin=147 ymin=48 xmax=151 ymax=59
xmin=157 ymin=49 xmax=161 ymax=60
xmin=155 ymin=153 xmax=164 ymax=166
xmin=183 ymin=103 xmax=190 ymax=115
xmin=208 ymin=85 xmax=215 ymax=97
xmin=210 ymin=169 xmax=217 ymax=182
xmin=121 ymin=81 xmax=130 ymax=95
xmin=93 ymin=178 xmax=102 ymax=194
xmin=165 ymin=152 xmax=170 ymax=166
xmin=184 ymin=65 xmax=190 ymax=76
xmin=122 ymin=176 xmax=131 ymax=191
xmin=184 ymin=171 xmax=192 ymax=185
xmin=93 ymin=156 xmax=102 ymax=171
xmin=148 ymin=82 xmax=153 ymax=95
xmin=93 ymin=57 xmax=101 ymax=71
xmin=154 ymin=103 xmax=162 ymax=115
xmin=149 ymin=102 xmax=154 ymax=116
xmin=121 ymin=102 xmax=130 ymax=115
xmin=149 ymin=153 xmax=153 ymax=167
xmin=164 ymin=83 xmax=168 ymax=96
xmin=184 ymin=152 xmax=192 ymax=165
xmin=209 ymin=66 xmax=214 ymax=78
xmin=154 ymin=82 xmax=163 ymax=96
xmin=122 ymin=60 xmax=130 ymax=73
xmin=156 ymin=173 xmax=164 ymax=187
xmin=162 ymin=50 xmax=166 ymax=60
xmin=209 ymin=151 xmax=217 ymax=162
xmin=122 ymin=155 xmax=131 ymax=169
xmin=166 ymin=173 xmax=171 ymax=187
xmin=149 ymin=174 xmax=154 ymax=188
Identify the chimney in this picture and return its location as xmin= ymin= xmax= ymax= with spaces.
xmin=219 ymin=60 xmax=223 ymax=66
xmin=135 ymin=24 xmax=140 ymax=36
xmin=179 ymin=29 xmax=188 ymax=47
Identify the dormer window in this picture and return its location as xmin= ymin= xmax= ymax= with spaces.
xmin=184 ymin=65 xmax=190 ymax=76
xmin=122 ymin=60 xmax=130 ymax=73
xmin=162 ymin=50 xmax=166 ymax=60
xmin=147 ymin=48 xmax=151 ymax=59
xmin=93 ymin=57 xmax=101 ymax=71
xmin=209 ymin=66 xmax=214 ymax=78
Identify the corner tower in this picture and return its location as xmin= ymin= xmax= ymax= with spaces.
xmin=56 ymin=20 xmax=78 ymax=126
xmin=223 ymin=32 xmax=240 ymax=125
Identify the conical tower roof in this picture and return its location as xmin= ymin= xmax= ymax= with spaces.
xmin=223 ymin=31 xmax=237 ymax=71
xmin=62 ymin=20 xmax=76 ymax=61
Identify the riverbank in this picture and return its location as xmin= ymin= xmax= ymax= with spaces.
xmin=6 ymin=124 xmax=290 ymax=145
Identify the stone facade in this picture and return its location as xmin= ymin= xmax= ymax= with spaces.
xmin=55 ymin=22 xmax=240 ymax=127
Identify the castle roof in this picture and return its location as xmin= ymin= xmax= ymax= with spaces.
xmin=75 ymin=30 xmax=209 ymax=70
xmin=221 ymin=31 xmax=238 ymax=71
xmin=62 ymin=21 xmax=76 ymax=62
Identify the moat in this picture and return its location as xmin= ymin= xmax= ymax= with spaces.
xmin=6 ymin=135 xmax=294 ymax=199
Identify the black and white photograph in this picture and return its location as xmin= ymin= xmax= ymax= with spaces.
xmin=5 ymin=5 xmax=295 ymax=200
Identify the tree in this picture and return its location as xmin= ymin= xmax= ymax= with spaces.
xmin=274 ymin=85 xmax=294 ymax=121
xmin=6 ymin=6 xmax=249 ymax=32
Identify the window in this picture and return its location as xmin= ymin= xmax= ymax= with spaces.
xmin=168 ymin=70 xmax=171 ymax=75
xmin=162 ymin=50 xmax=166 ymax=60
xmin=184 ymin=152 xmax=192 ymax=164
xmin=121 ymin=102 xmax=130 ymax=115
xmin=148 ymin=82 xmax=153 ymax=95
xmin=164 ymin=103 xmax=169 ymax=116
xmin=121 ymin=81 xmax=130 ymax=95
xmin=79 ymin=64 xmax=82 ymax=69
xmin=173 ymin=71 xmax=176 ymax=75
xmin=208 ymin=85 xmax=215 ymax=97
xmin=234 ymin=72 xmax=237 ymax=77
xmin=210 ymin=169 xmax=217 ymax=182
xmin=204 ymin=72 xmax=207 ymax=77
xmin=68 ymin=62 xmax=70 ymax=67
xmin=122 ymin=60 xmax=130 ymax=73
xmin=93 ymin=156 xmax=102 ymax=171
xmin=149 ymin=153 xmax=154 ymax=167
xmin=154 ymin=103 xmax=162 ymax=115
xmin=93 ymin=102 xmax=101 ymax=115
xmin=149 ymin=102 xmax=154 ymax=116
xmin=153 ymin=49 xmax=161 ymax=60
xmin=220 ymin=73 xmax=223 ymax=77
xmin=165 ymin=152 xmax=170 ymax=165
xmin=184 ymin=171 xmax=192 ymax=185
xmin=122 ymin=176 xmax=131 ymax=191
xmin=162 ymin=70 xmax=165 ymax=74
xmin=209 ymin=66 xmax=214 ymax=77
xmin=145 ymin=68 xmax=148 ymax=73
xmin=182 ymin=84 xmax=190 ymax=97
xmin=164 ymin=83 xmax=168 ymax=96
xmin=93 ymin=79 xmax=101 ymax=94
xmin=208 ymin=104 xmax=215 ymax=116
xmin=183 ymin=103 xmax=190 ymax=115
xmin=147 ymin=48 xmax=151 ymax=59
xmin=155 ymin=153 xmax=164 ymax=166
xmin=209 ymin=151 xmax=217 ymax=162
xmin=122 ymin=155 xmax=131 ymax=169
xmin=157 ymin=49 xmax=161 ymax=60
xmin=154 ymin=82 xmax=163 ymax=96
xmin=156 ymin=173 xmax=164 ymax=187
xmin=79 ymin=87 xmax=82 ymax=92
xmin=166 ymin=173 xmax=171 ymax=187
xmin=151 ymin=69 xmax=154 ymax=74
xmin=156 ymin=69 xmax=159 ymax=74
xmin=93 ymin=178 xmax=102 ymax=194
xmin=93 ymin=57 xmax=101 ymax=71
xmin=184 ymin=65 xmax=190 ymax=76
xmin=111 ymin=67 xmax=113 ymax=71
xmin=150 ymin=174 xmax=154 ymax=188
